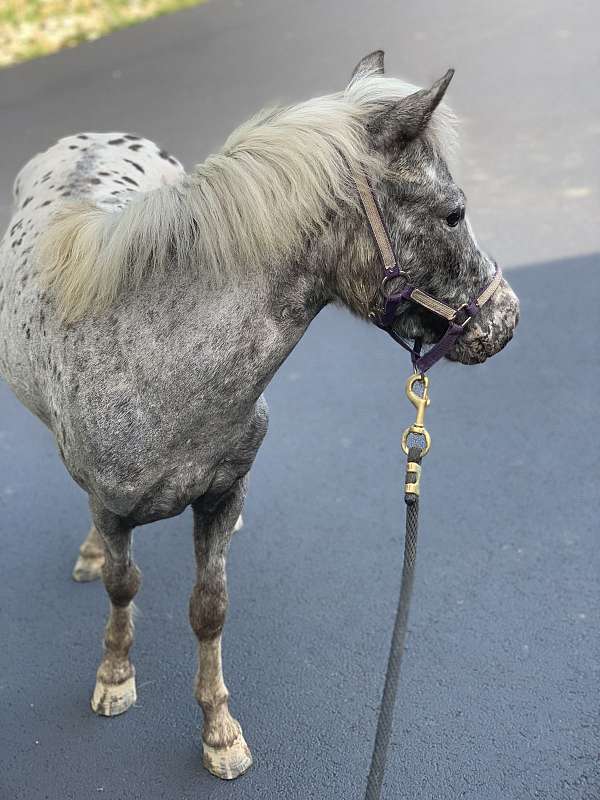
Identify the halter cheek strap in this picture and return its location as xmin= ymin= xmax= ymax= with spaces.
xmin=350 ymin=165 xmax=503 ymax=373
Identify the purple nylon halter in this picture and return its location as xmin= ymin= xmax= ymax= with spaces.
xmin=370 ymin=262 xmax=500 ymax=373
xmin=352 ymin=167 xmax=502 ymax=373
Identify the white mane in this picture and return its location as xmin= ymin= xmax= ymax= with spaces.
xmin=38 ymin=74 xmax=457 ymax=321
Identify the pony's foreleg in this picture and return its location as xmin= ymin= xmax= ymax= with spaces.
xmin=72 ymin=524 xmax=105 ymax=582
xmin=190 ymin=481 xmax=252 ymax=780
xmin=90 ymin=500 xmax=141 ymax=717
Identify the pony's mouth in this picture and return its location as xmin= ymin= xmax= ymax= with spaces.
xmin=446 ymin=324 xmax=516 ymax=364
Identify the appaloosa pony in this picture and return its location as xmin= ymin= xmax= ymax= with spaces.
xmin=0 ymin=51 xmax=518 ymax=779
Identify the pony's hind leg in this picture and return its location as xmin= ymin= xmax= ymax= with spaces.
xmin=190 ymin=481 xmax=252 ymax=780
xmin=90 ymin=501 xmax=141 ymax=717
xmin=72 ymin=524 xmax=105 ymax=582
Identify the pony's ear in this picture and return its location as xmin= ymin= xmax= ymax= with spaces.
xmin=369 ymin=68 xmax=454 ymax=150
xmin=350 ymin=50 xmax=385 ymax=84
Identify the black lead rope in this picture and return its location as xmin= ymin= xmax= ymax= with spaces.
xmin=364 ymin=444 xmax=423 ymax=800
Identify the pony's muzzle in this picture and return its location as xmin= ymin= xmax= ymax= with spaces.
xmin=447 ymin=278 xmax=519 ymax=365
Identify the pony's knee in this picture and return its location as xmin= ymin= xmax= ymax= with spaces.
xmin=189 ymin=583 xmax=227 ymax=641
xmin=102 ymin=562 xmax=141 ymax=607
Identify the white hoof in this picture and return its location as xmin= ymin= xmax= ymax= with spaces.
xmin=202 ymin=732 xmax=253 ymax=780
xmin=91 ymin=674 xmax=136 ymax=716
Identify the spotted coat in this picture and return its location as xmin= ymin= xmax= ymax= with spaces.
xmin=0 ymin=133 xmax=275 ymax=523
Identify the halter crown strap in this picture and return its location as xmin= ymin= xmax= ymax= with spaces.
xmin=350 ymin=165 xmax=397 ymax=274
xmin=350 ymin=165 xmax=503 ymax=373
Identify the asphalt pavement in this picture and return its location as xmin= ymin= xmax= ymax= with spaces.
xmin=0 ymin=2 xmax=598 ymax=799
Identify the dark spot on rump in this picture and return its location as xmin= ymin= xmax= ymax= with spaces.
xmin=168 ymin=156 xmax=179 ymax=166
xmin=68 ymin=145 xmax=78 ymax=149
xmin=110 ymin=190 xmax=122 ymax=196
xmin=99 ymin=171 xmax=110 ymax=176
xmin=40 ymin=200 xmax=52 ymax=207
xmin=128 ymin=143 xmax=143 ymax=151
xmin=90 ymin=178 xmax=101 ymax=185
xmin=10 ymin=219 xmax=23 ymax=236
xmin=158 ymin=149 xmax=170 ymax=160
xmin=61 ymin=191 xmax=72 ymax=197
xmin=109 ymin=138 xmax=126 ymax=145
xmin=122 ymin=176 xmax=139 ymax=187
xmin=125 ymin=134 xmax=141 ymax=140
xmin=21 ymin=197 xmax=33 ymax=208
xmin=77 ymin=134 xmax=89 ymax=140
xmin=124 ymin=159 xmax=145 ymax=174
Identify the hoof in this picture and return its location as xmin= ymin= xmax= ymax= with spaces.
xmin=72 ymin=554 xmax=104 ymax=582
xmin=203 ymin=732 xmax=253 ymax=780
xmin=91 ymin=674 xmax=136 ymax=716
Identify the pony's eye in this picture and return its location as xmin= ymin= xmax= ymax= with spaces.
xmin=446 ymin=207 xmax=464 ymax=227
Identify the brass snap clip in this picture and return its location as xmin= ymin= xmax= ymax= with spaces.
xmin=401 ymin=372 xmax=431 ymax=457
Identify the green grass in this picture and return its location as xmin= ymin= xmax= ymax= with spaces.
xmin=0 ymin=0 xmax=205 ymax=68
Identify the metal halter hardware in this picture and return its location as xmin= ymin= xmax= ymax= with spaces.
xmin=350 ymin=166 xmax=503 ymax=373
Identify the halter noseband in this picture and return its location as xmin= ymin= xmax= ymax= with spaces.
xmin=351 ymin=166 xmax=503 ymax=373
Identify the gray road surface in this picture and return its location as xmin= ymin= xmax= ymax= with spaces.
xmin=0 ymin=2 xmax=598 ymax=799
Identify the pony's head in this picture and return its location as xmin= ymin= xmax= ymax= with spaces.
xmin=334 ymin=51 xmax=519 ymax=365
